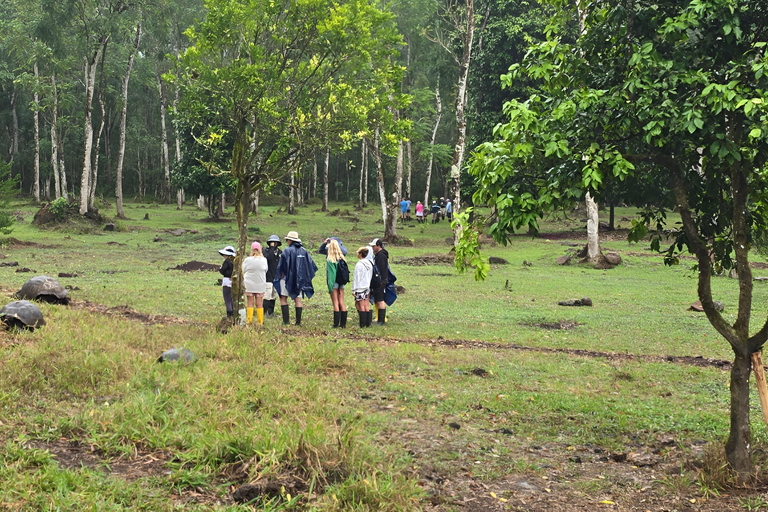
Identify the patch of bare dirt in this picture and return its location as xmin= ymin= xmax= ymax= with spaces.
xmin=68 ymin=299 xmax=192 ymax=326
xmin=751 ymin=262 xmax=768 ymax=270
xmin=166 ymin=261 xmax=220 ymax=272
xmin=357 ymin=335 xmax=732 ymax=370
xmin=522 ymin=320 xmax=580 ymax=330
xmin=397 ymin=253 xmax=454 ymax=266
xmin=24 ymin=438 xmax=169 ymax=480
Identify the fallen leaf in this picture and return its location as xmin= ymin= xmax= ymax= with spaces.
xmin=599 ymin=500 xmax=615 ymax=505
xmin=490 ymin=492 xmax=497 ymax=498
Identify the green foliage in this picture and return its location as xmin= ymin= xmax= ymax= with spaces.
xmin=452 ymin=208 xmax=489 ymax=281
xmin=48 ymin=197 xmax=67 ymax=221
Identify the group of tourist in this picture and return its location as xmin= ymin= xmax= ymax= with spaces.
xmin=218 ymin=232 xmax=393 ymax=329
xmin=400 ymin=197 xmax=452 ymax=224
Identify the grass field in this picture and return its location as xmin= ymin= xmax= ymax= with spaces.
xmin=2 ymin=197 xmax=768 ymax=510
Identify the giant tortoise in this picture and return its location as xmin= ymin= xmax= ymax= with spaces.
xmin=0 ymin=300 xmax=46 ymax=330
xmin=15 ymin=276 xmax=69 ymax=305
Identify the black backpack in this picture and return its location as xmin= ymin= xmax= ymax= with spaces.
xmin=335 ymin=259 xmax=350 ymax=285
xmin=369 ymin=261 xmax=381 ymax=289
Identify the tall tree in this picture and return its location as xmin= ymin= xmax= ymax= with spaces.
xmin=461 ymin=0 xmax=768 ymax=479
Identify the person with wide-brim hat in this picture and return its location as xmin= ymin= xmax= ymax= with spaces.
xmin=218 ymin=245 xmax=236 ymax=318
xmin=274 ymin=231 xmax=317 ymax=325
xmin=263 ymin=235 xmax=282 ymax=316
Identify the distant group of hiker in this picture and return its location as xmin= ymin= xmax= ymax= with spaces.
xmin=218 ymin=231 xmax=396 ymax=329
xmin=399 ymin=197 xmax=452 ymax=224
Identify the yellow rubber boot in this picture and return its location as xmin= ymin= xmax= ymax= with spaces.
xmin=257 ymin=308 xmax=264 ymax=325
xmin=374 ymin=303 xmax=379 ymax=322
xmin=247 ymin=307 xmax=254 ymax=324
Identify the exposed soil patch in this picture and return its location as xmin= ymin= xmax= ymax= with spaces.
xmin=360 ymin=335 xmax=732 ymax=370
xmin=106 ymin=241 xmax=127 ymax=246
xmin=1 ymin=237 xmax=43 ymax=248
xmin=32 ymin=202 xmax=104 ymax=226
xmin=522 ymin=320 xmax=580 ymax=330
xmin=397 ymin=253 xmax=454 ymax=266
xmin=751 ymin=262 xmax=768 ymax=270
xmin=68 ymin=299 xmax=192 ymax=326
xmin=24 ymin=438 xmax=169 ymax=480
xmin=166 ymin=261 xmax=219 ymax=272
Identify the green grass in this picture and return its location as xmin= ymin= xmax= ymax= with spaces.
xmin=1 ymin=197 xmax=767 ymax=509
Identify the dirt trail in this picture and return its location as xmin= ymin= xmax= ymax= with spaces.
xmin=354 ymin=335 xmax=733 ymax=371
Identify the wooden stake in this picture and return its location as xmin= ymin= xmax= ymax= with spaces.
xmin=751 ymin=351 xmax=768 ymax=432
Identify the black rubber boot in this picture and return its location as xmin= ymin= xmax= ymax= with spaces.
xmin=281 ymin=304 xmax=290 ymax=325
xmin=366 ymin=311 xmax=373 ymax=327
xmin=358 ymin=311 xmax=364 ymax=327
xmin=332 ymin=311 xmax=340 ymax=328
xmin=295 ymin=307 xmax=303 ymax=326
xmin=376 ymin=308 xmax=386 ymax=325
xmin=340 ymin=311 xmax=347 ymax=328
xmin=264 ymin=300 xmax=274 ymax=316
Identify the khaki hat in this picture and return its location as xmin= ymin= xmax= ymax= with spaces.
xmin=285 ymin=231 xmax=301 ymax=242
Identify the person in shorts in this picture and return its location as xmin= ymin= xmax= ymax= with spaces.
xmin=415 ymin=200 xmax=424 ymax=223
xmin=263 ymin=235 xmax=282 ymax=316
xmin=352 ymin=246 xmax=374 ymax=327
xmin=430 ymin=200 xmax=441 ymax=223
xmin=368 ymin=238 xmax=389 ymax=325
xmin=322 ymin=238 xmax=349 ymax=328
xmin=400 ymin=197 xmax=408 ymax=221
xmin=446 ymin=198 xmax=453 ymax=221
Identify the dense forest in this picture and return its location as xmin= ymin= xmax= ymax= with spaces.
xmin=0 ymin=0 xmax=549 ymax=219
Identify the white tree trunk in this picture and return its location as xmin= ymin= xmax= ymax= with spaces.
xmin=197 ymin=195 xmax=205 ymax=210
xmin=448 ymin=0 xmax=475 ymax=218
xmin=386 ymin=140 xmax=404 ymax=238
xmin=33 ymin=62 xmax=40 ymax=204
xmin=586 ymin=191 xmax=601 ymax=261
xmin=60 ymin=158 xmax=68 ymax=200
xmin=10 ymin=88 xmax=18 ymax=163
xmin=156 ymin=72 xmax=171 ymax=203
xmin=373 ymin=129 xmax=387 ymax=225
xmin=51 ymin=74 xmax=61 ymax=200
xmin=289 ymin=166 xmax=296 ymax=214
xmin=91 ymin=81 xmax=106 ymax=209
xmin=363 ymin=138 xmax=369 ymax=207
xmin=116 ymin=21 xmax=140 ymax=218
xmin=312 ymin=148 xmax=317 ymax=199
xmin=406 ymin=139 xmax=412 ymax=200
xmin=424 ymin=79 xmax=442 ymax=207
xmin=359 ymin=138 xmax=365 ymax=207
xmin=80 ymin=40 xmax=107 ymax=215
xmin=322 ymin=147 xmax=329 ymax=212
xmin=177 ymin=189 xmax=183 ymax=209
xmin=251 ymin=189 xmax=259 ymax=215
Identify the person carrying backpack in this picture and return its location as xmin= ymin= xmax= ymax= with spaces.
xmin=322 ymin=238 xmax=349 ymax=328
xmin=368 ymin=238 xmax=389 ymax=325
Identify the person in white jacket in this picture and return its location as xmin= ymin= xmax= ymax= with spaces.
xmin=242 ymin=242 xmax=268 ymax=324
xmin=352 ymin=246 xmax=374 ymax=327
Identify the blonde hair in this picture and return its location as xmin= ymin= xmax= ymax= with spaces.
xmin=250 ymin=247 xmax=263 ymax=257
xmin=357 ymin=247 xmax=369 ymax=259
xmin=327 ymin=239 xmax=345 ymax=263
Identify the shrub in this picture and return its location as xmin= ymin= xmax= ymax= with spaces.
xmin=49 ymin=197 xmax=68 ymax=221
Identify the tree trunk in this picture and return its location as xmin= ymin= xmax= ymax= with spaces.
xmin=219 ymin=192 xmax=225 ymax=216
xmin=425 ymin=78 xmax=442 ymax=207
xmin=312 ymin=148 xmax=317 ymax=199
xmin=10 ymin=88 xmax=19 ymax=164
xmin=359 ymin=138 xmax=365 ymax=207
xmin=609 ymin=202 xmax=615 ymax=230
xmin=116 ymin=21 xmax=141 ymax=219
xmin=80 ymin=38 xmax=107 ymax=215
xmin=60 ymin=157 xmax=68 ymax=200
xmin=197 ymin=195 xmax=205 ymax=210
xmin=406 ymin=139 xmax=412 ymax=200
xmin=448 ymin=0 xmax=475 ymax=220
xmin=251 ymin=189 xmax=259 ymax=215
xmin=322 ymin=147 xmax=329 ymax=212
xmin=156 ymin=72 xmax=171 ymax=203
xmin=51 ymin=73 xmax=61 ymax=200
xmin=177 ymin=189 xmax=183 ymax=209
xmin=289 ymin=166 xmax=296 ymax=214
xmin=585 ymin=192 xmax=602 ymax=262
xmin=363 ymin=138 xmax=369 ymax=207
xmin=385 ymin=140 xmax=404 ymax=240
xmin=373 ymin=129 xmax=388 ymax=229
xmin=726 ymin=352 xmax=752 ymax=480
xmin=335 ymin=152 xmax=340 ymax=201
xmin=91 ymin=55 xmax=107 ymax=209
xmin=33 ymin=62 xmax=41 ymax=203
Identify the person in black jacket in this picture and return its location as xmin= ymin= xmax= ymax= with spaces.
xmin=263 ymin=235 xmax=282 ymax=316
xmin=368 ymin=238 xmax=389 ymax=325
xmin=218 ymin=245 xmax=236 ymax=317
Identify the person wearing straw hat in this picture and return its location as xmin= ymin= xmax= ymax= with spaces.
xmin=263 ymin=235 xmax=282 ymax=316
xmin=275 ymin=231 xmax=317 ymax=325
xmin=218 ymin=245 xmax=236 ymax=318
xmin=242 ymin=241 xmax=268 ymax=325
